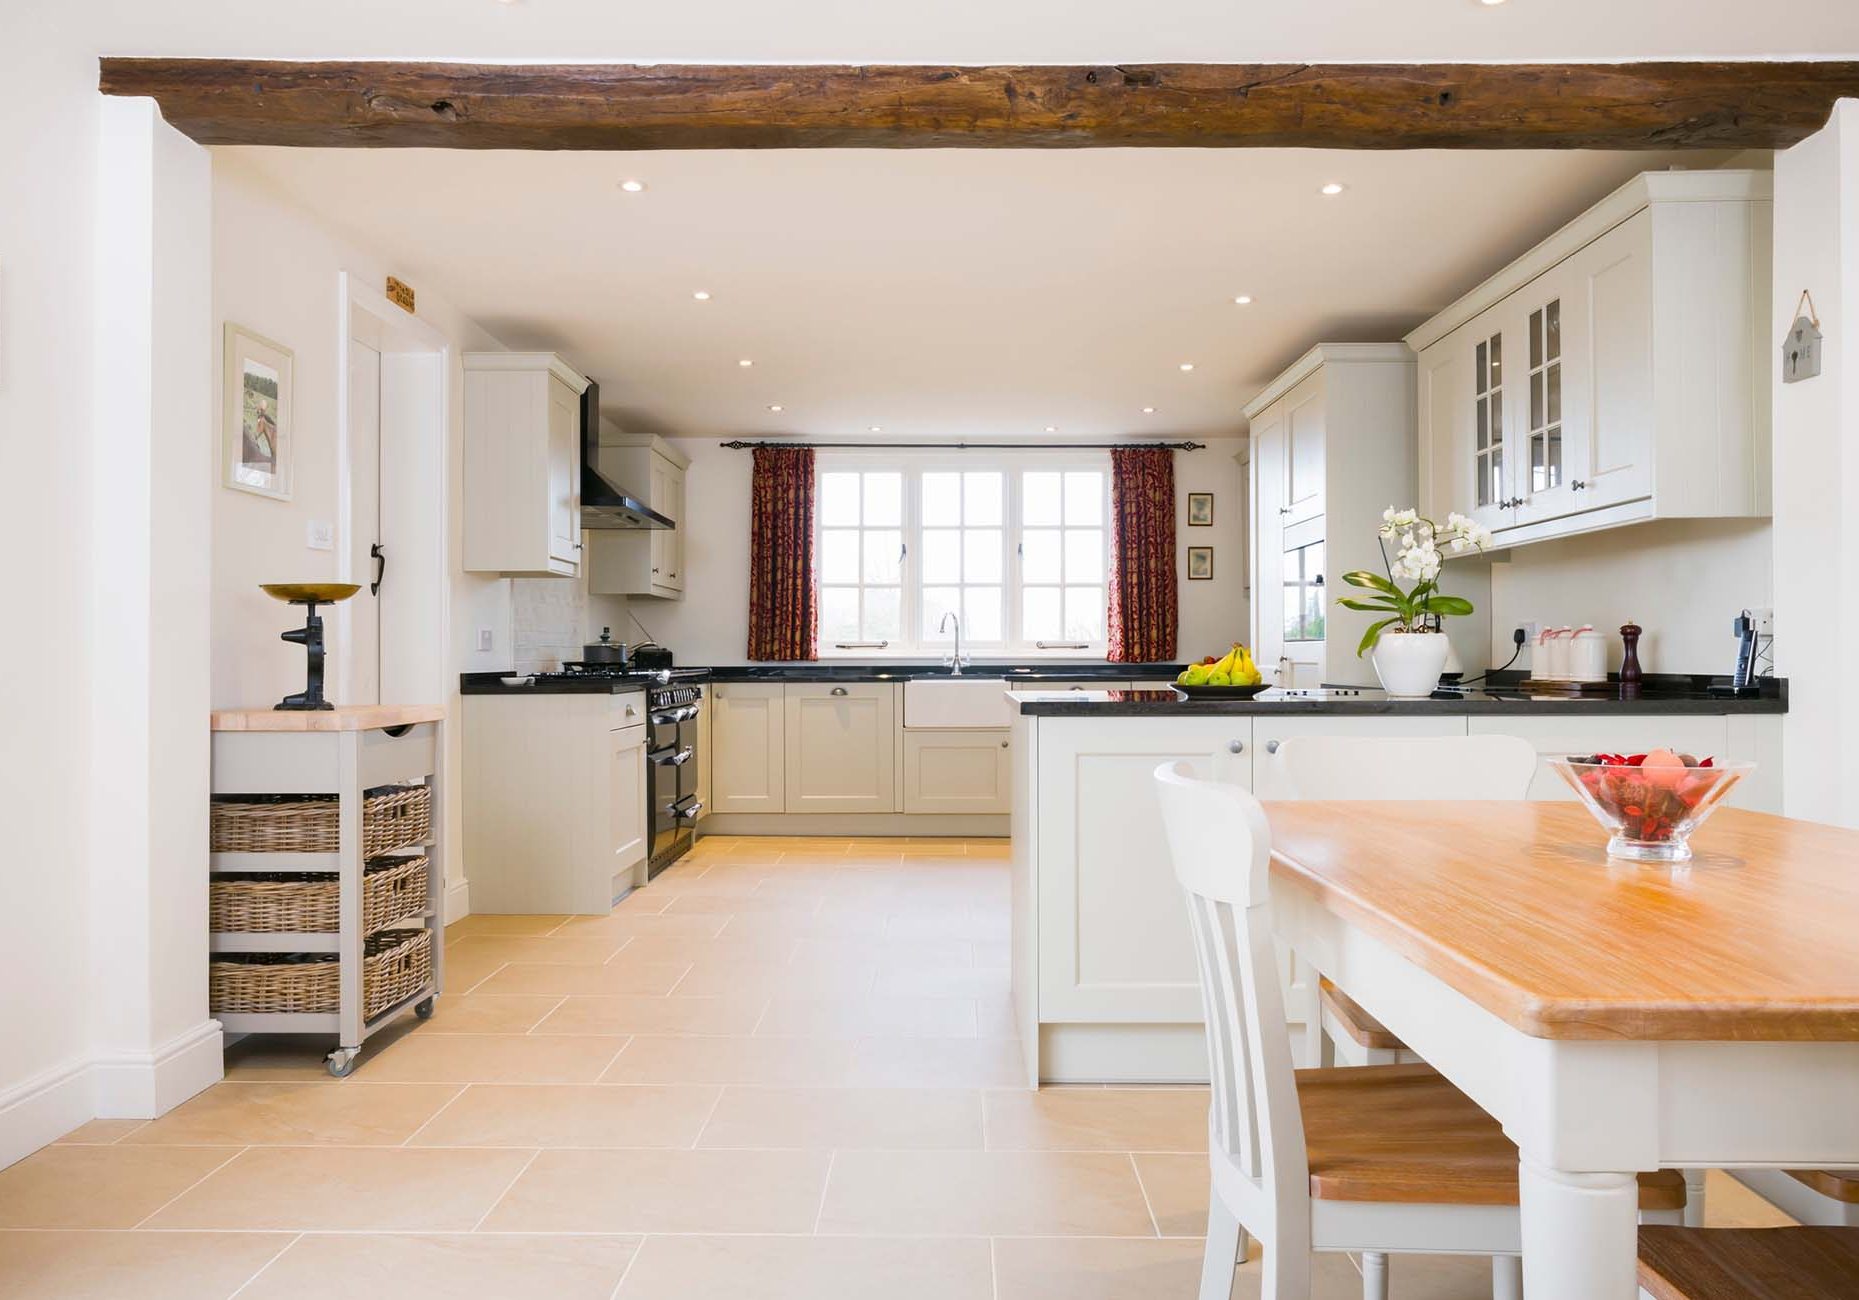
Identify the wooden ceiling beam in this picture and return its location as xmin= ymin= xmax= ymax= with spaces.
xmin=98 ymin=58 xmax=1859 ymax=151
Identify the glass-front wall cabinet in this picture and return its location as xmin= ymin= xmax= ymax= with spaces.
xmin=1527 ymin=299 xmax=1563 ymax=496
xmin=1474 ymin=331 xmax=1505 ymax=512
xmin=1282 ymin=540 xmax=1325 ymax=643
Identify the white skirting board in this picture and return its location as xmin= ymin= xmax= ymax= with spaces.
xmin=0 ymin=1020 xmax=222 ymax=1168
xmin=444 ymin=878 xmax=472 ymax=924
xmin=1036 ymin=1022 xmax=1210 ymax=1085
xmin=701 ymin=813 xmax=1009 ymax=838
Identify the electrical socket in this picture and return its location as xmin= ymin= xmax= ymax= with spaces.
xmin=1515 ymin=621 xmax=1539 ymax=644
xmin=1746 ymin=607 xmax=1774 ymax=635
xmin=477 ymin=628 xmax=494 ymax=652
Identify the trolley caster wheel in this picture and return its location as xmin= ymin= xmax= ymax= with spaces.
xmin=325 ymin=1047 xmax=360 ymax=1078
xmin=414 ymin=997 xmax=435 ymax=1021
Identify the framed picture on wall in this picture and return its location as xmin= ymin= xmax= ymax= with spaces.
xmin=1187 ymin=546 xmax=1214 ymax=580
xmin=222 ymin=322 xmax=294 ymax=500
xmin=1187 ymin=492 xmax=1214 ymax=526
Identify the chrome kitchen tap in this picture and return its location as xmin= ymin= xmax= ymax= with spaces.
xmin=938 ymin=611 xmax=969 ymax=676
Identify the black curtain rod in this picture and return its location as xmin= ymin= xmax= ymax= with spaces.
xmin=719 ymin=439 xmax=1207 ymax=452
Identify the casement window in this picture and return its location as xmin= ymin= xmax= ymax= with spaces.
xmin=816 ymin=453 xmax=1110 ymax=656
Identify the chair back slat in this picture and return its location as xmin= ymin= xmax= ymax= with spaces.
xmin=1276 ymin=733 xmax=1537 ymax=801
xmin=1155 ymin=761 xmax=1311 ymax=1222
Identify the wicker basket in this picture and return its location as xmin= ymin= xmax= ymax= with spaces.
xmin=209 ymin=928 xmax=433 ymax=1020
xmin=211 ymin=785 xmax=431 ymax=858
xmin=210 ymin=856 xmax=429 ymax=936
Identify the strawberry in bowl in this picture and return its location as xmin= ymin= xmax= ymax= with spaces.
xmin=1549 ymin=749 xmax=1753 ymax=863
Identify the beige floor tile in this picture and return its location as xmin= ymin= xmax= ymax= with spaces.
xmin=819 ymin=1149 xmax=1156 ymax=1236
xmin=472 ymin=958 xmax=692 ymax=996
xmin=754 ymin=995 xmax=978 ymax=1039
xmin=715 ymin=910 xmax=879 ymax=940
xmin=619 ymin=932 xmax=800 ymax=964
xmin=417 ymin=992 xmax=565 ymax=1034
xmin=1132 ymin=1151 xmax=1210 ymax=1235
xmin=445 ymin=933 xmax=624 ymax=966
xmin=553 ymin=910 xmax=728 ymax=941
xmin=124 ymin=1081 xmax=461 ymax=1146
xmin=850 ymin=1037 xmax=1026 ymax=1087
xmin=672 ymin=958 xmax=878 ymax=997
xmin=985 ymin=1086 xmax=1210 ymax=1152
xmin=601 ymin=1035 xmax=858 ymax=1086
xmin=1704 ymin=1168 xmax=1797 ymax=1227
xmin=534 ymin=993 xmax=769 ymax=1037
xmin=993 ymin=1236 xmax=1209 ymax=1300
xmin=697 ymin=1086 xmax=983 ymax=1149
xmin=51 ymin=1118 xmax=146 ymax=1145
xmin=0 ymin=1230 xmax=293 ymax=1300
xmin=0 ymin=1145 xmax=234 ymax=1228
xmin=359 ymin=1033 xmax=626 ymax=1084
xmin=145 ymin=1146 xmax=535 ymax=1231
xmin=481 ymin=1147 xmax=831 ymax=1233
xmin=613 ymin=1235 xmax=994 ymax=1300
xmin=447 ymin=913 xmax=571 ymax=937
xmin=663 ymin=894 xmax=823 ymax=917
xmin=884 ymin=909 xmax=1002 ymax=942
xmin=873 ymin=965 xmax=1011 ymax=998
xmin=793 ymin=937 xmax=973 ymax=969
xmin=222 ymin=1033 xmax=353 ymax=1081
xmin=239 ymin=1233 xmax=640 ymax=1300
xmin=410 ymin=1083 xmax=721 ymax=1147
xmin=436 ymin=946 xmax=512 ymax=995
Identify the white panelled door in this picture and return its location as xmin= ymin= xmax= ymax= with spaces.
xmin=347 ymin=336 xmax=382 ymax=705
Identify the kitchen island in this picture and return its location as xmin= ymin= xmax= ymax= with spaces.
xmin=1006 ymin=682 xmax=1787 ymax=1085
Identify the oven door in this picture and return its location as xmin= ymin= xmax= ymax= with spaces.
xmin=647 ymin=726 xmax=698 ymax=876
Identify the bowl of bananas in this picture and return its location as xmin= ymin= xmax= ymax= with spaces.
xmin=1173 ymin=644 xmax=1271 ymax=699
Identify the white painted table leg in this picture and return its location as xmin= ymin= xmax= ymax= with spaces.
xmin=1520 ymin=1157 xmax=1640 ymax=1300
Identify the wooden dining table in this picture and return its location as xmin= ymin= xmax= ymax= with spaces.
xmin=1264 ymin=799 xmax=1859 ymax=1299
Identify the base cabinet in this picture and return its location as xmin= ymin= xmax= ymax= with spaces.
xmin=785 ymin=683 xmax=898 ymax=814
xmin=903 ymin=729 xmax=1012 ymax=814
xmin=709 ymin=683 xmax=786 ymax=814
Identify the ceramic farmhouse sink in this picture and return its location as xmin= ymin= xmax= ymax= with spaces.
xmin=904 ymin=676 xmax=1014 ymax=729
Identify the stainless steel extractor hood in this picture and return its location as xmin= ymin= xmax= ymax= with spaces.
xmin=581 ymin=380 xmax=674 ymax=531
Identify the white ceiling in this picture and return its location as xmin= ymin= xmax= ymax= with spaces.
xmin=224 ymin=144 xmax=1748 ymax=440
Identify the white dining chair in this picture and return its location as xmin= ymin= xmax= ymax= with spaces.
xmin=1727 ymin=1169 xmax=1859 ymax=1226
xmin=1154 ymin=760 xmax=1686 ymax=1300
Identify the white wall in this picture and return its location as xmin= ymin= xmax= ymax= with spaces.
xmin=622 ymin=439 xmax=1245 ymax=665
xmin=1772 ymin=101 xmax=1859 ymax=825
xmin=1486 ymin=518 xmax=1773 ymax=675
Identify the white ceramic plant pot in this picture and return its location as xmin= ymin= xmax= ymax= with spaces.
xmin=1371 ymin=629 xmax=1451 ymax=698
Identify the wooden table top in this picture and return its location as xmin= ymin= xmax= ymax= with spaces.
xmin=210 ymin=704 xmax=444 ymax=732
xmin=1265 ymin=801 xmax=1859 ymax=1043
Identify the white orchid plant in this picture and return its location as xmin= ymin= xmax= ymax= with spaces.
xmin=1337 ymin=507 xmax=1495 ymax=656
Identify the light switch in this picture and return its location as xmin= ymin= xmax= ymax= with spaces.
xmin=306 ymin=520 xmax=335 ymax=551
xmin=477 ymin=628 xmax=495 ymax=652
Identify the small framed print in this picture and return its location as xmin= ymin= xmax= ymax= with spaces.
xmin=1187 ymin=492 xmax=1214 ymax=526
xmin=1187 ymin=546 xmax=1214 ymax=580
xmin=223 ymin=322 xmax=294 ymax=500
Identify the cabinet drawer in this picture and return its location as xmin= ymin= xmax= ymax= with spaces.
xmin=1253 ymin=716 xmax=1468 ymax=800
xmin=1468 ymin=715 xmax=1729 ymax=803
xmin=358 ymin=722 xmax=438 ymax=790
xmin=902 ymin=730 xmax=1011 ymax=815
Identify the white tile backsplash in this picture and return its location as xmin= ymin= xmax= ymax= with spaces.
xmin=510 ymin=577 xmax=630 ymax=674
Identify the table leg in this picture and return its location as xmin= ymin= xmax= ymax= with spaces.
xmin=1519 ymin=1156 xmax=1639 ymax=1299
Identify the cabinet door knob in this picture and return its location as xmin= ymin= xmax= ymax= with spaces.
xmin=1571 ymin=479 xmax=1587 ymax=491
xmin=1228 ymin=740 xmax=1245 ymax=754
xmin=1278 ymin=506 xmax=1292 ymax=515
xmin=1001 ymin=739 xmax=1010 ymax=748
xmin=830 ymin=686 xmax=849 ymax=696
xmin=1265 ymin=739 xmax=1281 ymax=754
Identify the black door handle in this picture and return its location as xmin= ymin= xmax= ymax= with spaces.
xmin=369 ymin=543 xmax=386 ymax=596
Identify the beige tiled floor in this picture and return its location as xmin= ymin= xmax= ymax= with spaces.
xmin=0 ymin=834 xmax=1794 ymax=1298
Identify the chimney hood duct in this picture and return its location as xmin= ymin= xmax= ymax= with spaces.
xmin=580 ymin=380 xmax=673 ymax=531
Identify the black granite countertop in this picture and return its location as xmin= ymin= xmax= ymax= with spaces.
xmin=460 ymin=670 xmax=704 ymax=696
xmin=702 ymin=662 xmax=1183 ymax=684
xmin=1014 ymin=676 xmax=1787 ymax=717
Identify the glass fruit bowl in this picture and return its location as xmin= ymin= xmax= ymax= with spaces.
xmin=1548 ymin=751 xmax=1753 ymax=863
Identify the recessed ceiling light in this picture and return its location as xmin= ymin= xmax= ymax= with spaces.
xmin=619 ymin=179 xmax=646 ymax=193
xmin=692 ymin=290 xmax=711 ymax=301
xmin=768 ymin=404 xmax=783 ymax=412
xmin=868 ymin=426 xmax=883 ymax=433
xmin=1320 ymin=182 xmax=1347 ymax=196
xmin=1142 ymin=407 xmax=1157 ymax=415
xmin=1044 ymin=426 xmax=1058 ymax=433
xmin=1234 ymin=295 xmax=1254 ymax=305
xmin=1179 ymin=363 xmax=1195 ymax=372
xmin=738 ymin=359 xmax=753 ymax=368
xmin=1477 ymin=0 xmax=1508 ymax=6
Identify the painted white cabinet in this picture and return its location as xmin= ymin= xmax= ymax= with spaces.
xmin=902 ymin=729 xmax=1012 ymax=814
xmin=463 ymin=352 xmax=588 ymax=577
xmin=607 ymin=723 xmax=648 ymax=893
xmin=1252 ymin=713 xmax=1469 ymax=800
xmin=785 ymin=683 xmax=898 ymax=814
xmin=1245 ymin=344 xmax=1417 ymax=690
xmin=1412 ymin=170 xmax=1771 ymax=550
xmin=709 ymin=683 xmax=786 ymax=813
xmin=693 ymin=683 xmax=712 ymax=821
xmin=587 ymin=434 xmax=688 ymax=599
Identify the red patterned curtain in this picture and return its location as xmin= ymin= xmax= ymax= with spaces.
xmin=1106 ymin=447 xmax=1178 ymax=663
xmin=747 ymin=447 xmax=819 ymax=661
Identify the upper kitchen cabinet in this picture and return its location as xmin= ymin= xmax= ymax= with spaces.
xmin=1245 ymin=344 xmax=1416 ymax=690
xmin=463 ymin=352 xmax=588 ymax=577
xmin=1410 ymin=171 xmax=1773 ymax=549
xmin=587 ymin=433 xmax=688 ymax=600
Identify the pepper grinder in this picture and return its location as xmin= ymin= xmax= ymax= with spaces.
xmin=1618 ymin=621 xmax=1644 ymax=700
